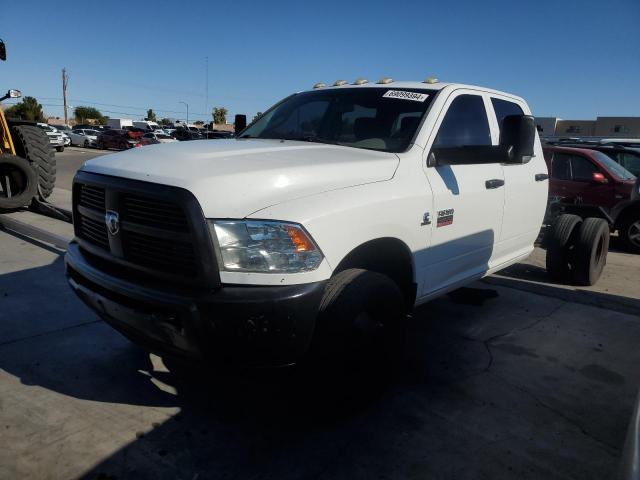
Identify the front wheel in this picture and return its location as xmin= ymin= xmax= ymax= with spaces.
xmin=56 ymin=146 xmax=64 ymax=152
xmin=309 ymin=269 xmax=407 ymax=377
xmin=619 ymin=212 xmax=640 ymax=254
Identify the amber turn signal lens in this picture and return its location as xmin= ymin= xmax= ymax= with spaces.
xmin=286 ymin=225 xmax=315 ymax=252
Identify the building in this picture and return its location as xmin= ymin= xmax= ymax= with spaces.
xmin=535 ymin=116 xmax=640 ymax=137
xmin=595 ymin=117 xmax=640 ymax=137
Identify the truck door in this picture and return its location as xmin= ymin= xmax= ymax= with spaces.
xmin=489 ymin=97 xmax=548 ymax=263
xmin=421 ymin=92 xmax=505 ymax=296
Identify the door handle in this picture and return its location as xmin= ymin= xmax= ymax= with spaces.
xmin=535 ymin=173 xmax=549 ymax=181
xmin=485 ymin=179 xmax=505 ymax=189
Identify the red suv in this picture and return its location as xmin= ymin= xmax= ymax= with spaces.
xmin=544 ymin=146 xmax=640 ymax=252
xmin=96 ymin=129 xmax=142 ymax=150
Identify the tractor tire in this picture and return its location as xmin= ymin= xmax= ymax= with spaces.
xmin=11 ymin=125 xmax=56 ymax=199
xmin=0 ymin=154 xmax=38 ymax=211
xmin=545 ymin=214 xmax=582 ymax=281
xmin=309 ymin=268 xmax=407 ymax=378
xmin=618 ymin=210 xmax=640 ymax=254
xmin=572 ymin=217 xmax=610 ymax=286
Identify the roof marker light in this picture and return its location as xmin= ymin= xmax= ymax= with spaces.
xmin=352 ymin=78 xmax=368 ymax=85
xmin=333 ymin=80 xmax=348 ymax=86
xmin=376 ymin=77 xmax=393 ymax=84
xmin=423 ymin=76 xmax=439 ymax=84
xmin=313 ymin=82 xmax=326 ymax=89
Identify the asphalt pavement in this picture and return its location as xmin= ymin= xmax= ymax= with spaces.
xmin=54 ymin=146 xmax=108 ymax=191
xmin=0 ymin=228 xmax=638 ymax=480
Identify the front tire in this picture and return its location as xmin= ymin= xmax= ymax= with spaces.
xmin=56 ymin=146 xmax=64 ymax=152
xmin=310 ymin=269 xmax=406 ymax=376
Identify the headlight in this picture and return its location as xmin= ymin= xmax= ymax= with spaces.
xmin=208 ymin=220 xmax=323 ymax=273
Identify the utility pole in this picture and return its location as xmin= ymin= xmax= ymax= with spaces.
xmin=205 ymin=56 xmax=209 ymax=124
xmin=179 ymin=101 xmax=189 ymax=125
xmin=62 ymin=68 xmax=69 ymax=125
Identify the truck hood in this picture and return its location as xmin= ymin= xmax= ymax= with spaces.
xmin=81 ymin=139 xmax=399 ymax=218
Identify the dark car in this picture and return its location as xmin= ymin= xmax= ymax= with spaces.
xmin=171 ymin=128 xmax=203 ymax=141
xmin=203 ymin=129 xmax=234 ymax=139
xmin=544 ymin=145 xmax=640 ymax=252
xmin=96 ymin=129 xmax=142 ymax=150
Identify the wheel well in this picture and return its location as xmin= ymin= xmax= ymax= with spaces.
xmin=335 ymin=238 xmax=416 ymax=307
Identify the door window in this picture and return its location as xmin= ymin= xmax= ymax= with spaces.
xmin=434 ymin=94 xmax=491 ymax=147
xmin=551 ymin=153 xmax=571 ymax=180
xmin=491 ymin=98 xmax=524 ymax=131
xmin=571 ymin=156 xmax=598 ymax=182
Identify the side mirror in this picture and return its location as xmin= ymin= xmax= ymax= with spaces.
xmin=500 ymin=115 xmax=536 ymax=164
xmin=8 ymin=89 xmax=21 ymax=98
xmin=592 ymin=172 xmax=609 ymax=184
xmin=0 ymin=40 xmax=6 ymax=61
xmin=234 ymin=114 xmax=247 ymax=135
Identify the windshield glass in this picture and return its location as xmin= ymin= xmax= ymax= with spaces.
xmin=593 ymin=151 xmax=636 ymax=180
xmin=240 ymin=87 xmax=437 ymax=153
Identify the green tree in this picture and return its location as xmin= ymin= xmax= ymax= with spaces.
xmin=145 ymin=109 xmax=157 ymax=122
xmin=252 ymin=112 xmax=263 ymax=122
xmin=212 ymin=107 xmax=228 ymax=125
xmin=159 ymin=118 xmax=172 ymax=125
xmin=74 ymin=106 xmax=105 ymax=124
xmin=3 ymin=96 xmax=46 ymax=122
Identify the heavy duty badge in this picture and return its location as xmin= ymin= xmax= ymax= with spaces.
xmin=437 ymin=209 xmax=454 ymax=228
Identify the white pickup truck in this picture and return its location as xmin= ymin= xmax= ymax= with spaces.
xmin=65 ymin=79 xmax=607 ymax=368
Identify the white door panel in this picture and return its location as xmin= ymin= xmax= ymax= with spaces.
xmin=423 ymin=163 xmax=504 ymax=293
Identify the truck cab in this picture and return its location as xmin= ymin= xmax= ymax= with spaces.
xmin=65 ymin=79 xmax=548 ymax=368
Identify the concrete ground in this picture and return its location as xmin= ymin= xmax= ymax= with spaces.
xmin=0 ymin=228 xmax=639 ymax=480
xmin=54 ymin=146 xmax=107 ymax=191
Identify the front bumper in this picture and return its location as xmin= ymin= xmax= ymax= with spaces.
xmin=65 ymin=241 xmax=325 ymax=366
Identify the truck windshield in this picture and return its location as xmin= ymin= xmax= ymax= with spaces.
xmin=240 ymin=87 xmax=438 ymax=153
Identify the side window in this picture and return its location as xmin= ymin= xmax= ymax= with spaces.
xmin=491 ymin=98 xmax=524 ymax=132
xmin=551 ymin=153 xmax=571 ymax=180
xmin=571 ymin=155 xmax=597 ymax=182
xmin=620 ymin=152 xmax=640 ymax=176
xmin=434 ymin=94 xmax=491 ymax=147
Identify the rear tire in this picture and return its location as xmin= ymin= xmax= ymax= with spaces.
xmin=618 ymin=211 xmax=640 ymax=254
xmin=10 ymin=125 xmax=56 ymax=200
xmin=309 ymin=269 xmax=406 ymax=380
xmin=545 ymin=214 xmax=582 ymax=281
xmin=0 ymin=154 xmax=38 ymax=210
xmin=572 ymin=217 xmax=609 ymax=286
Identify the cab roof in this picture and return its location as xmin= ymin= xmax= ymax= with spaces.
xmin=307 ymin=81 xmax=524 ymax=102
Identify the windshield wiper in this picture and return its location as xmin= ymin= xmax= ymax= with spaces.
xmin=281 ymin=135 xmax=337 ymax=145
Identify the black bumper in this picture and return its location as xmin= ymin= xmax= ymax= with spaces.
xmin=65 ymin=242 xmax=326 ymax=367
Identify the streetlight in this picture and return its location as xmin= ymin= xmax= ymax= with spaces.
xmin=179 ymin=101 xmax=189 ymax=125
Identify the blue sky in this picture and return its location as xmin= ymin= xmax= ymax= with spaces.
xmin=2 ymin=0 xmax=639 ymax=122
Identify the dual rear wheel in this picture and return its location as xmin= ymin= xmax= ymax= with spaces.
xmin=546 ymin=214 xmax=609 ymax=286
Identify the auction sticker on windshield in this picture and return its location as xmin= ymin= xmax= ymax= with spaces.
xmin=382 ymin=90 xmax=429 ymax=102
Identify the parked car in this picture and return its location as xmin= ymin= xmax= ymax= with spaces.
xmin=68 ymin=129 xmax=99 ymax=148
xmin=171 ymin=127 xmax=203 ymax=141
xmin=96 ymin=129 xmax=141 ymax=150
xmin=36 ymin=122 xmax=65 ymax=152
xmin=57 ymin=129 xmax=71 ymax=147
xmin=139 ymin=132 xmax=178 ymax=144
xmin=544 ymin=145 xmax=640 ymax=252
xmin=203 ymin=130 xmax=234 ymax=139
xmin=133 ymin=120 xmax=162 ymax=132
xmin=107 ymin=118 xmax=133 ymax=129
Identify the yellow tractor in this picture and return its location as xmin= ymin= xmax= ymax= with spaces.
xmin=0 ymin=39 xmax=56 ymax=211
